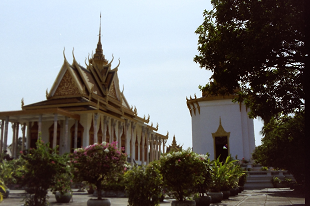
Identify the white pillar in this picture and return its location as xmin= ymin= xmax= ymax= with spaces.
xmin=64 ymin=117 xmax=69 ymax=153
xmin=141 ymin=127 xmax=145 ymax=165
xmin=12 ymin=123 xmax=16 ymax=158
xmin=21 ymin=123 xmax=26 ymax=151
xmin=158 ymin=138 xmax=162 ymax=159
xmin=4 ymin=117 xmax=9 ymax=152
xmin=94 ymin=113 xmax=98 ymax=143
xmin=26 ymin=122 xmax=31 ymax=150
xmin=0 ymin=120 xmax=4 ymax=154
xmin=131 ymin=122 xmax=136 ymax=165
xmin=53 ymin=114 xmax=58 ymax=149
xmin=118 ymin=122 xmax=124 ymax=150
xmin=15 ymin=123 xmax=19 ymax=158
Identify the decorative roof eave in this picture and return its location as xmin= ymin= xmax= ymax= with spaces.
xmin=0 ymin=108 xmax=80 ymax=122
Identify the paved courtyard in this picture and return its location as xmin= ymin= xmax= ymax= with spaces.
xmin=1 ymin=188 xmax=305 ymax=206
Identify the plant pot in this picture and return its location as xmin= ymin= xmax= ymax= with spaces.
xmin=87 ymin=198 xmax=111 ymax=206
xmin=238 ymin=186 xmax=244 ymax=192
xmin=55 ymin=191 xmax=72 ymax=203
xmin=171 ymin=200 xmax=196 ymax=206
xmin=229 ymin=188 xmax=237 ymax=196
xmin=221 ymin=190 xmax=230 ymax=199
xmin=207 ymin=191 xmax=223 ymax=203
xmin=195 ymin=196 xmax=211 ymax=206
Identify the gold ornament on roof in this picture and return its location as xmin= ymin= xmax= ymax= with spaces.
xmin=46 ymin=89 xmax=49 ymax=99
xmin=21 ymin=98 xmax=24 ymax=108
xmin=156 ymin=123 xmax=159 ymax=131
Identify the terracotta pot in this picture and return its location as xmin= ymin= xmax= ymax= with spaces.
xmin=55 ymin=191 xmax=72 ymax=203
xmin=207 ymin=191 xmax=223 ymax=203
xmin=87 ymin=198 xmax=111 ymax=206
xmin=221 ymin=190 xmax=230 ymax=199
xmin=195 ymin=196 xmax=211 ymax=206
xmin=171 ymin=200 xmax=196 ymax=206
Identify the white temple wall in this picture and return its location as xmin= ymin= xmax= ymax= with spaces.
xmin=80 ymin=113 xmax=92 ymax=148
xmin=192 ymin=99 xmax=253 ymax=160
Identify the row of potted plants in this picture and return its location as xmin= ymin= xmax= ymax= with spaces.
xmin=0 ymin=138 xmax=247 ymax=206
xmin=123 ymin=149 xmax=247 ymax=206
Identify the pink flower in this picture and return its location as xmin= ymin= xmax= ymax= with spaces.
xmin=20 ymin=151 xmax=23 ymax=154
xmin=51 ymin=161 xmax=55 ymax=164
xmin=178 ymin=159 xmax=181 ymax=162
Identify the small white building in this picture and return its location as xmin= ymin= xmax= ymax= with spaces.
xmin=186 ymin=92 xmax=255 ymax=162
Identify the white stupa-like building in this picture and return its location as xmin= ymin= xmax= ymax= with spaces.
xmin=186 ymin=91 xmax=255 ymax=162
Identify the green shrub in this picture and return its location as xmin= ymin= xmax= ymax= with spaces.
xmin=124 ymin=161 xmax=162 ymax=206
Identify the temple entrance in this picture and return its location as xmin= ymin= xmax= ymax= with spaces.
xmin=70 ymin=122 xmax=84 ymax=152
xmin=215 ymin=136 xmax=228 ymax=162
xmin=49 ymin=123 xmax=60 ymax=151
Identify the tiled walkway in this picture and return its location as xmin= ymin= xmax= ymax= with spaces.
xmin=1 ymin=188 xmax=305 ymax=206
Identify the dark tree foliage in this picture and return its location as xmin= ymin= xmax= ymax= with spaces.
xmin=194 ymin=0 xmax=305 ymax=123
xmin=252 ymin=111 xmax=305 ymax=184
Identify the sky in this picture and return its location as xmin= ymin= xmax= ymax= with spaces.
xmin=0 ymin=0 xmax=264 ymax=150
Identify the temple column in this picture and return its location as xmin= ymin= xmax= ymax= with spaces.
xmin=111 ymin=119 xmax=116 ymax=143
xmin=155 ymin=135 xmax=159 ymax=160
xmin=94 ymin=113 xmax=98 ymax=143
xmin=14 ymin=123 xmax=19 ymax=158
xmin=158 ymin=138 xmax=162 ymax=159
xmin=163 ymin=139 xmax=167 ymax=154
xmin=64 ymin=117 xmax=69 ymax=153
xmin=137 ymin=133 xmax=141 ymax=162
xmin=38 ymin=115 xmax=42 ymax=138
xmin=118 ymin=122 xmax=124 ymax=150
xmin=74 ymin=120 xmax=78 ymax=149
xmin=21 ymin=123 xmax=26 ymax=151
xmin=12 ymin=123 xmax=16 ymax=158
xmin=103 ymin=116 xmax=109 ymax=142
xmin=0 ymin=120 xmax=4 ymax=154
xmin=26 ymin=122 xmax=31 ymax=150
xmin=150 ymin=134 xmax=154 ymax=162
xmin=131 ymin=122 xmax=136 ymax=165
xmin=3 ymin=117 xmax=9 ymax=152
xmin=141 ymin=127 xmax=145 ymax=165
xmin=53 ymin=114 xmax=58 ymax=149
xmin=124 ymin=119 xmax=130 ymax=155
xmin=146 ymin=129 xmax=150 ymax=164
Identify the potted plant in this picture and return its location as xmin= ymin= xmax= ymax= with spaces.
xmin=159 ymin=149 xmax=207 ymax=206
xmin=124 ymin=161 xmax=163 ymax=206
xmin=193 ymin=154 xmax=212 ymax=206
xmin=14 ymin=138 xmax=69 ymax=206
xmin=70 ymin=141 xmax=127 ymax=206
xmin=50 ymin=160 xmax=74 ymax=204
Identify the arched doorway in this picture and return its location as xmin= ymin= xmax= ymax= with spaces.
xmin=70 ymin=122 xmax=84 ymax=152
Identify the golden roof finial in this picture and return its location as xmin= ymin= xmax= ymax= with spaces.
xmin=21 ymin=98 xmax=24 ymax=108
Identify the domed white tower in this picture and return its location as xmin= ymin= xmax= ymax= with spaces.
xmin=186 ymin=92 xmax=255 ymax=161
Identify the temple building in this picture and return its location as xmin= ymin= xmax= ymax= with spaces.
xmin=186 ymin=90 xmax=255 ymax=162
xmin=0 ymin=18 xmax=168 ymax=165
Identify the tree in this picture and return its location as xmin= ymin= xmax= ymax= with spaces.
xmin=252 ymin=110 xmax=305 ymax=184
xmin=194 ymin=0 xmax=305 ymax=123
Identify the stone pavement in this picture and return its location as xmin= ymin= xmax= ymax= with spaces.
xmin=1 ymin=188 xmax=305 ymax=206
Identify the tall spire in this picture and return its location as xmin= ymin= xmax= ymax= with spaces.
xmin=99 ymin=12 xmax=101 ymax=44
xmin=92 ymin=13 xmax=108 ymax=65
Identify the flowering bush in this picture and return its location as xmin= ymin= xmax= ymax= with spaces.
xmin=70 ymin=141 xmax=127 ymax=200
xmin=14 ymin=138 xmax=70 ymax=206
xmin=159 ymin=149 xmax=207 ymax=201
xmin=124 ymin=161 xmax=163 ymax=206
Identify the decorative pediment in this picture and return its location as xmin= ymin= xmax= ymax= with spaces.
xmin=108 ymin=81 xmax=117 ymax=99
xmin=212 ymin=117 xmax=230 ymax=138
xmin=54 ymin=70 xmax=80 ymax=97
